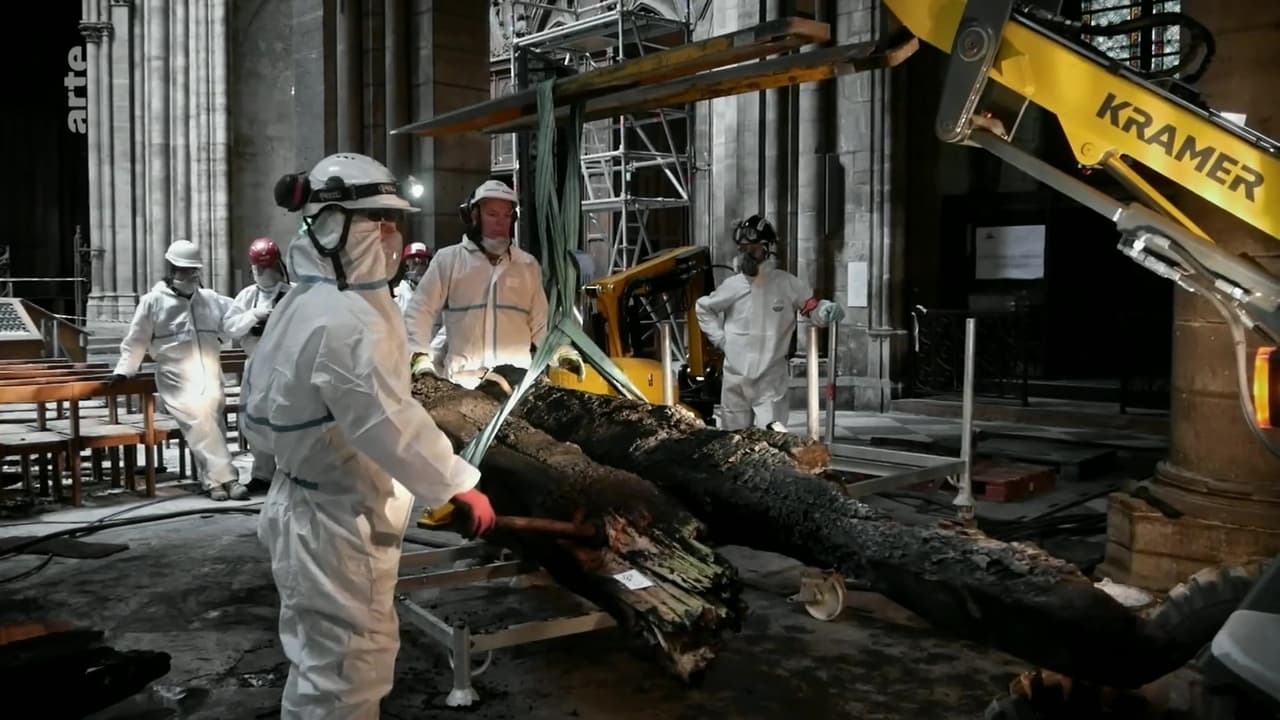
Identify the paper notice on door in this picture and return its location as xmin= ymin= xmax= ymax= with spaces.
xmin=974 ymin=225 xmax=1046 ymax=280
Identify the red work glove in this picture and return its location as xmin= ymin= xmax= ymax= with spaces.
xmin=450 ymin=488 xmax=496 ymax=539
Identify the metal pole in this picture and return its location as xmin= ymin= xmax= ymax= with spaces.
xmin=807 ymin=323 xmax=819 ymax=439
xmin=824 ymin=320 xmax=839 ymax=444
xmin=954 ymin=317 xmax=977 ymax=525
xmin=660 ymin=321 xmax=675 ymax=405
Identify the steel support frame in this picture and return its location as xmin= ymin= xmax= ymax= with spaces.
xmin=395 ymin=542 xmax=617 ymax=706
xmin=812 ymin=318 xmax=977 ymax=514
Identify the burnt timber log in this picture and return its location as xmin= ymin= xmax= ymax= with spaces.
xmin=410 ymin=374 xmax=743 ymax=681
xmin=493 ymin=373 xmax=1201 ymax=689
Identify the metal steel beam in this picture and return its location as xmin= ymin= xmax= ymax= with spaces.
xmin=392 ymin=17 xmax=831 ymax=137
xmin=483 ymin=36 xmax=920 ymax=133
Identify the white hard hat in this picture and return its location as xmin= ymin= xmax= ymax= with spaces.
xmin=164 ymin=240 xmax=203 ymax=269
xmin=470 ymin=179 xmax=518 ymax=207
xmin=301 ymin=153 xmax=420 ymax=216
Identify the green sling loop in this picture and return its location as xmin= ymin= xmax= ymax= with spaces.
xmin=461 ymin=79 xmax=646 ymax=466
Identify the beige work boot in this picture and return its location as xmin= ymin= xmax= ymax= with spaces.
xmin=208 ymin=484 xmax=230 ymax=501
xmin=228 ymin=483 xmax=250 ymax=501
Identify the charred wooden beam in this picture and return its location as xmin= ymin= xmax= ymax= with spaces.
xmin=391 ymin=17 xmax=830 ymax=138
xmin=493 ymin=373 xmax=1202 ymax=689
xmin=738 ymin=426 xmax=831 ymax=473
xmin=0 ymin=629 xmax=171 ymax=716
xmin=483 ymin=35 xmax=920 ymax=134
xmin=411 ymin=374 xmax=743 ymax=682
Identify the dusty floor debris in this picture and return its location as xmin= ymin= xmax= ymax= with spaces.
xmin=0 ymin=494 xmax=1033 ymax=718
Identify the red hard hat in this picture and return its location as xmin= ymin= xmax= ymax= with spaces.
xmin=404 ymin=242 xmax=432 ymax=260
xmin=248 ymin=237 xmax=281 ymax=267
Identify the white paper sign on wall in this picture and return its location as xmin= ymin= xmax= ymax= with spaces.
xmin=974 ymin=225 xmax=1046 ymax=280
xmin=846 ymin=261 xmax=868 ymax=308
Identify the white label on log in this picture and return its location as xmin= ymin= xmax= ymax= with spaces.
xmin=614 ymin=570 xmax=654 ymax=590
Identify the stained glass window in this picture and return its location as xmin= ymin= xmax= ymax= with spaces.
xmin=1080 ymin=0 xmax=1182 ymax=73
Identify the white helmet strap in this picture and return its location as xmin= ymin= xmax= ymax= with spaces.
xmin=303 ymin=207 xmax=356 ymax=291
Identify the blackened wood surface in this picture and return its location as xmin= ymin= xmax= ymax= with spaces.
xmin=411 ymin=374 xmax=744 ymax=681
xmin=508 ymin=378 xmax=1194 ymax=688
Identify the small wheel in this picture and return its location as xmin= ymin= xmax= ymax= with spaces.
xmin=448 ymin=649 xmax=494 ymax=677
xmin=804 ymin=573 xmax=846 ymax=621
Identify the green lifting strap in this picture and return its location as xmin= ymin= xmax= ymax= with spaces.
xmin=461 ymin=79 xmax=646 ymax=466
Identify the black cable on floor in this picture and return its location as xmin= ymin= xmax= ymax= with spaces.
xmin=0 ymin=505 xmax=261 ymax=562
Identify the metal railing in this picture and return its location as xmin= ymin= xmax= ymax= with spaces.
xmin=909 ymin=305 xmax=1033 ymax=406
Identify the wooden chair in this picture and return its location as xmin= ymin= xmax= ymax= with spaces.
xmin=0 ymin=375 xmax=164 ymax=506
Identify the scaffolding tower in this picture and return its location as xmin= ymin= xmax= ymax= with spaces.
xmin=490 ymin=1 xmax=694 ymax=277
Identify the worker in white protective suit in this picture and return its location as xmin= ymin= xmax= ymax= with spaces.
xmin=245 ymin=152 xmax=496 ymax=718
xmin=392 ymin=241 xmax=432 ymax=314
xmin=222 ymin=237 xmax=293 ymax=492
xmin=695 ymin=215 xmax=846 ymax=432
xmin=403 ymin=179 xmax=585 ymax=388
xmin=109 ymin=240 xmax=246 ymax=500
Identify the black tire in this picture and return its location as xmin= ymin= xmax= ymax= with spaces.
xmin=1146 ymin=560 xmax=1268 ymax=653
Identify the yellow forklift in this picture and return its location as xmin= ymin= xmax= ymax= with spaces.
xmin=546 ymin=245 xmax=725 ymax=420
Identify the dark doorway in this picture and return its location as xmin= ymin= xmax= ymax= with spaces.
xmin=897 ymin=41 xmax=1172 ymax=412
xmin=0 ymin=4 xmax=91 ymax=322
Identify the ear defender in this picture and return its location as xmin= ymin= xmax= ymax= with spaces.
xmin=274 ymin=171 xmax=311 ymax=212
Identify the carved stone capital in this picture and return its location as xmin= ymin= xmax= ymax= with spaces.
xmin=79 ymin=21 xmax=113 ymax=42
xmin=109 ymin=0 xmax=133 ymax=7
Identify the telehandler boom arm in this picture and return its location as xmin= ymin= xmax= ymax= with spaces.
xmin=885 ymin=0 xmax=1279 ymax=443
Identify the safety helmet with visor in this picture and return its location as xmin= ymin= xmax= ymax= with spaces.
xmin=272 ymin=153 xmax=420 ymax=290
xmin=248 ymin=237 xmax=289 ymax=289
xmin=403 ymin=242 xmax=433 ymax=285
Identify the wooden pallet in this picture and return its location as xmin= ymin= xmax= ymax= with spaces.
xmin=971 ymin=460 xmax=1057 ymax=502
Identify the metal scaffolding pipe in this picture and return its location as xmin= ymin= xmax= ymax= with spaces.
xmin=954 ymin=317 xmax=977 ymax=525
xmin=825 ymin=319 xmax=839 ymax=444
xmin=807 ymin=323 xmax=820 ymax=439
xmin=660 ymin=321 xmax=675 ymax=406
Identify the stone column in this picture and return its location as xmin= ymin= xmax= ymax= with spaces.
xmin=210 ymin=0 xmax=232 ymax=294
xmin=190 ymin=0 xmax=207 ymax=270
xmin=693 ymin=0 xmax=746 ymax=266
xmin=109 ymin=0 xmax=137 ymax=319
xmin=228 ymin=0 xmax=298 ymax=289
xmin=131 ymin=0 xmax=148 ymax=299
xmin=385 ymin=0 xmax=409 ymax=177
xmin=145 ymin=0 xmax=171 ymax=283
xmin=410 ymin=1 xmax=491 ymax=249
xmin=1100 ymin=0 xmax=1280 ymax=590
xmin=336 ymin=0 xmax=363 ymax=152
xmin=79 ymin=18 xmax=103 ymax=319
xmin=834 ymin=0 xmax=904 ymax=410
xmin=80 ymin=5 xmax=111 ymax=320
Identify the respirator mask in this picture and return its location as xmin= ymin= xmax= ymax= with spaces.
xmin=170 ymin=268 xmax=201 ymax=296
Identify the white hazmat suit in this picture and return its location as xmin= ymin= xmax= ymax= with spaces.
xmin=403 ymin=236 xmax=549 ymax=389
xmin=114 ymin=263 xmax=240 ymax=494
xmin=695 ymin=258 xmax=842 ymax=431
xmin=223 ymin=274 xmax=292 ymax=484
xmin=244 ymin=157 xmax=485 ymax=717
xmin=224 ymin=276 xmax=292 ymax=357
